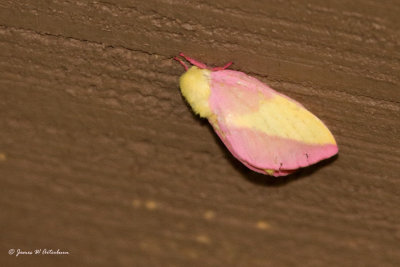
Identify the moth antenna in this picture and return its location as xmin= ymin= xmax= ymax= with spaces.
xmin=179 ymin=53 xmax=208 ymax=69
xmin=174 ymin=56 xmax=188 ymax=71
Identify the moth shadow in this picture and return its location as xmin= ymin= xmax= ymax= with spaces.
xmin=237 ymin=155 xmax=338 ymax=187
xmin=207 ymin=124 xmax=338 ymax=187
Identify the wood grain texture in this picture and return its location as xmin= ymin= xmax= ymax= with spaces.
xmin=1 ymin=1 xmax=399 ymax=266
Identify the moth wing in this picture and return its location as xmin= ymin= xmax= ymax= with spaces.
xmin=208 ymin=70 xmax=338 ymax=176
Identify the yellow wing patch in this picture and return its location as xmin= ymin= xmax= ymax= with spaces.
xmin=230 ymin=94 xmax=336 ymax=145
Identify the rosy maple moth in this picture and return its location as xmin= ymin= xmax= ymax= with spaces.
xmin=174 ymin=53 xmax=338 ymax=176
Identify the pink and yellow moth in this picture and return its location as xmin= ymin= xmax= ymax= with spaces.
xmin=174 ymin=53 xmax=338 ymax=176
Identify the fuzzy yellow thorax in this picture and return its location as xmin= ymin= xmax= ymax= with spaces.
xmin=179 ymin=66 xmax=212 ymax=118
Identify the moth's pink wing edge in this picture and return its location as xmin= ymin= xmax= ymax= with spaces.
xmin=210 ymin=123 xmax=310 ymax=177
xmin=211 ymin=122 xmax=337 ymax=176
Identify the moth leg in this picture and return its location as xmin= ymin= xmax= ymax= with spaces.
xmin=212 ymin=61 xmax=233 ymax=71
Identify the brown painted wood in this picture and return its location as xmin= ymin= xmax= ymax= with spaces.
xmin=1 ymin=1 xmax=399 ymax=266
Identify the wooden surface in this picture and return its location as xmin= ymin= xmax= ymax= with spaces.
xmin=1 ymin=1 xmax=400 ymax=266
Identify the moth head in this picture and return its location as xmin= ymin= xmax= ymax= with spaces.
xmin=179 ymin=66 xmax=212 ymax=118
